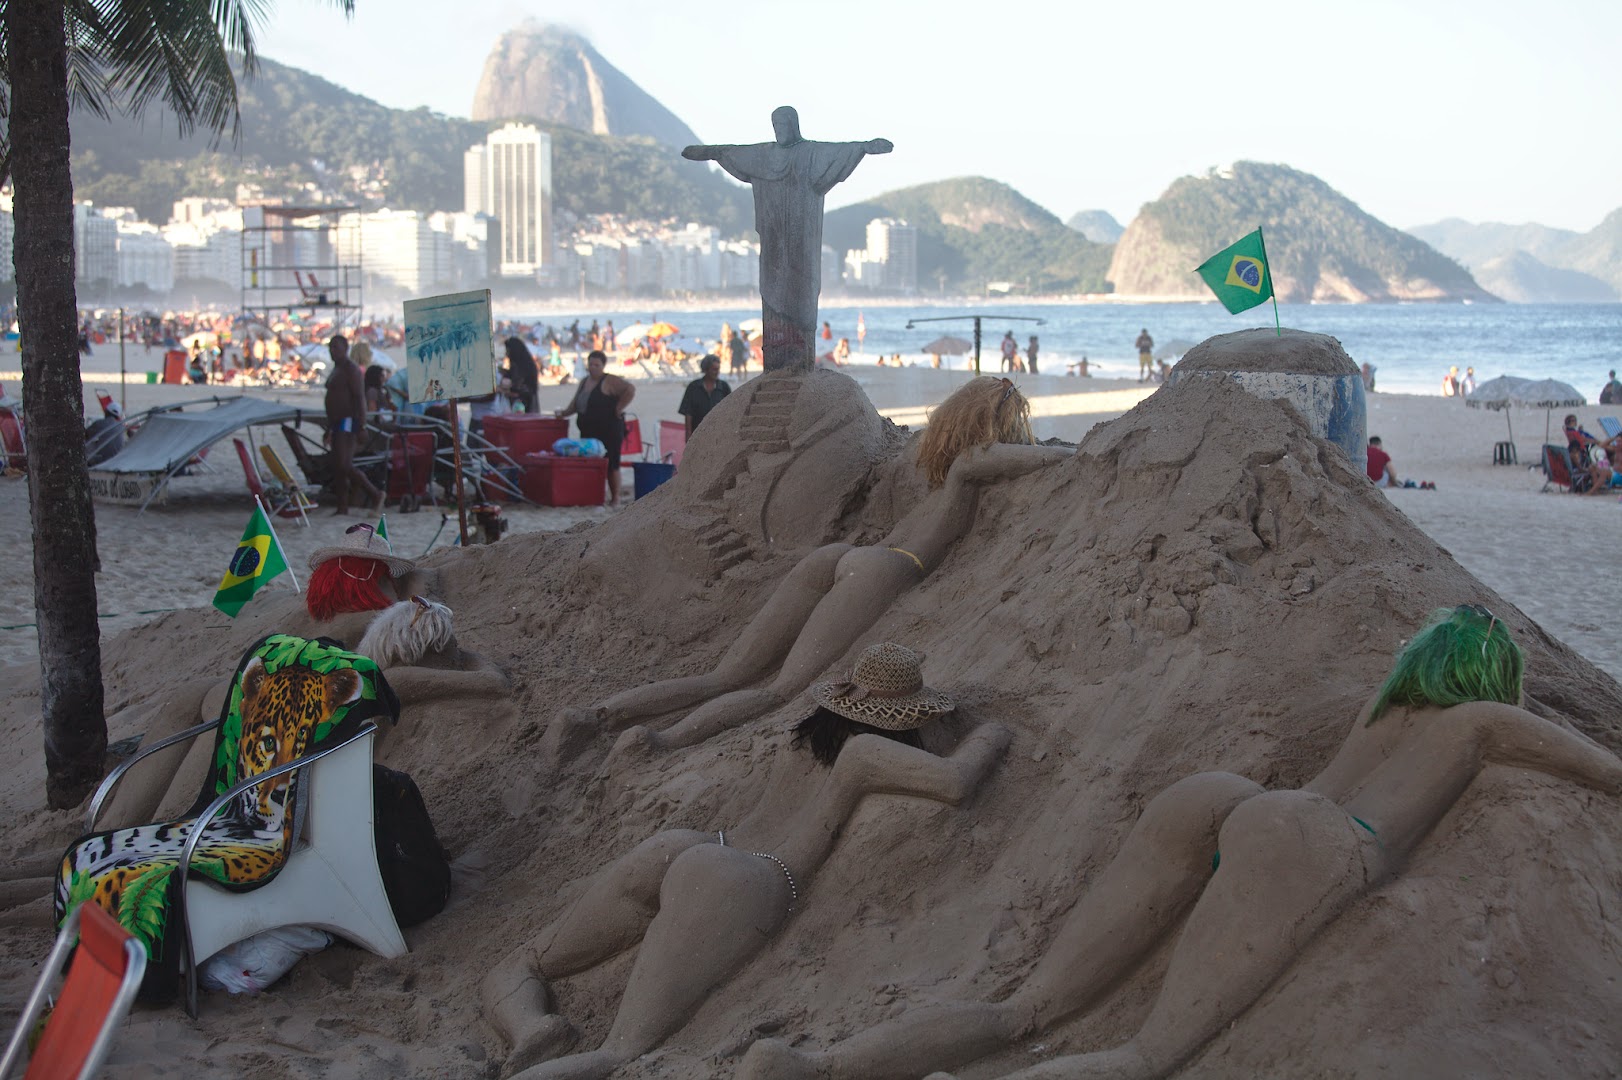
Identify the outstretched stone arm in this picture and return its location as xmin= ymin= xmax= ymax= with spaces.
xmin=681 ymin=144 xmax=722 ymax=161
xmin=865 ymin=139 xmax=895 ymax=154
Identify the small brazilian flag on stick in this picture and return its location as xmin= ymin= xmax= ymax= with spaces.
xmin=1195 ymin=228 xmax=1279 ymax=329
xmin=212 ymin=500 xmax=293 ymax=617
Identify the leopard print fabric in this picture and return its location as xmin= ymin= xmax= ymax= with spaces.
xmin=54 ymin=637 xmax=375 ymax=988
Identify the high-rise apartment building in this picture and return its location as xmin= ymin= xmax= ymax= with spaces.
xmin=463 ymin=123 xmax=553 ymax=277
xmin=864 ymin=218 xmax=918 ymax=293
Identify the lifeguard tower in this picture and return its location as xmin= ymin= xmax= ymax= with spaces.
xmin=239 ymin=205 xmax=363 ymax=332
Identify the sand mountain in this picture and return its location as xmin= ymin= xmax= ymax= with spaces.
xmin=1108 ymin=162 xmax=1494 ymax=303
xmin=1408 ymin=215 xmax=1621 ymax=302
xmin=471 ymin=22 xmax=699 ymax=148
xmin=826 ymin=177 xmax=1113 ymax=293
xmin=1065 ymin=208 xmax=1125 ymax=244
xmin=8 ymin=359 xmax=1618 ymax=1075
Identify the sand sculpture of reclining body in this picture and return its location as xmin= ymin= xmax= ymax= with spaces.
xmin=740 ymin=606 xmax=1622 ymax=1080
xmin=591 ymin=377 xmax=1072 ymax=757
xmin=483 ymin=644 xmax=1009 ymax=1080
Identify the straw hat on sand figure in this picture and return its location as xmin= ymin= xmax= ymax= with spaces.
xmin=580 ymin=376 xmax=1072 ymax=760
xmin=484 ymin=644 xmax=1009 ymax=1080
xmin=740 ymin=606 xmax=1622 ymax=1080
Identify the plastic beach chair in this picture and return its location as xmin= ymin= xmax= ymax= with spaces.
xmin=1541 ymin=444 xmax=1578 ymax=493
xmin=67 ymin=635 xmax=407 ymax=1016
xmin=0 ymin=901 xmax=147 ymax=1080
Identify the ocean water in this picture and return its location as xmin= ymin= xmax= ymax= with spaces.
xmin=520 ymin=301 xmax=1622 ymax=399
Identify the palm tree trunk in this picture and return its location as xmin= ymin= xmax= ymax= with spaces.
xmin=8 ymin=0 xmax=108 ymax=808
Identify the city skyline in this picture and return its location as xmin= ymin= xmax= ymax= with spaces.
xmin=257 ymin=0 xmax=1622 ymax=235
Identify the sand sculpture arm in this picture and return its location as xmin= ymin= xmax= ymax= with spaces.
xmin=780 ymin=723 xmax=1011 ymax=874
xmin=1466 ymin=700 xmax=1622 ymax=793
xmin=947 ymin=443 xmax=1074 ymax=486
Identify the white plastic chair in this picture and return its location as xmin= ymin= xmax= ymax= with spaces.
xmin=85 ymin=722 xmax=407 ymax=1016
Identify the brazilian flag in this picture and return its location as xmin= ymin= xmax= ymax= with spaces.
xmin=212 ymin=504 xmax=289 ymax=617
xmin=1195 ymin=228 xmax=1274 ymax=314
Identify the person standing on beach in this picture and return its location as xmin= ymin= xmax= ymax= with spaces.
xmin=1000 ymin=331 xmax=1018 ymax=372
xmin=503 ymin=337 xmax=539 ymax=414
xmin=1600 ymin=370 xmax=1621 ymax=405
xmin=324 ymin=335 xmax=382 ymax=515
xmin=556 ymin=350 xmax=635 ymax=508
xmin=1441 ymin=366 xmax=1460 ymax=397
xmin=1026 ymin=336 xmax=1040 ymax=375
xmin=1135 ymin=328 xmax=1154 ymax=382
xmin=679 ymin=354 xmax=731 ymax=436
xmin=1462 ymin=367 xmax=1476 ymax=396
xmin=728 ymin=330 xmax=749 ymax=378
xmin=821 ymin=320 xmax=833 ymax=342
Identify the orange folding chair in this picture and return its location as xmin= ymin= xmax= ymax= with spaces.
xmin=0 ymin=901 xmax=147 ymax=1079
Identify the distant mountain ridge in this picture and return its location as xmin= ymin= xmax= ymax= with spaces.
xmin=1065 ymin=210 xmax=1124 ymax=244
xmin=826 ymin=177 xmax=1112 ymax=294
xmin=66 ymin=55 xmax=749 ymax=232
xmin=471 ymin=23 xmax=699 ymax=148
xmin=1409 ymin=214 xmax=1622 ymax=302
xmin=1108 ymin=162 xmax=1494 ymax=303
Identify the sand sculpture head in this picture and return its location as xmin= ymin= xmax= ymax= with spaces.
xmin=793 ymin=643 xmax=955 ymax=765
xmin=356 ymin=595 xmax=455 ymax=668
xmin=1368 ymin=604 xmax=1525 ymax=722
xmin=305 ymin=524 xmax=417 ymax=622
xmin=771 ymin=106 xmax=801 ymax=145
xmin=916 ymin=376 xmax=1034 ymax=488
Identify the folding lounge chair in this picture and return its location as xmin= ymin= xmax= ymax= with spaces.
xmin=1541 ymin=444 xmax=1578 ymax=493
xmin=1599 ymin=416 xmax=1621 ymax=441
xmin=62 ymin=635 xmax=407 ymax=1016
xmin=259 ymin=444 xmax=315 ymax=526
xmin=0 ymin=901 xmax=147 ymax=1080
xmin=233 ymin=439 xmax=305 ymax=521
xmin=282 ymin=424 xmax=335 ymax=490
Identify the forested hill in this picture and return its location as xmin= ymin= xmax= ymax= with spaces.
xmin=826 ymin=177 xmax=1114 ymax=294
xmin=67 ymin=56 xmax=751 ymax=232
xmin=1107 ymin=162 xmax=1495 ymax=303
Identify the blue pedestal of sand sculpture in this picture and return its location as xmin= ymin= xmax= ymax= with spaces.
xmin=1165 ymin=328 xmax=1368 ymax=475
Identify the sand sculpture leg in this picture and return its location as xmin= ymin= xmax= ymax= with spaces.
xmin=624 ymin=548 xmax=923 ymax=755
xmin=483 ymin=830 xmax=714 ymax=1074
xmin=511 ymin=843 xmax=793 ymax=1080
xmin=738 ymin=771 xmax=1266 ymax=1080
xmin=592 ymin=545 xmax=854 ymax=727
xmin=890 ymin=790 xmax=1386 ymax=1080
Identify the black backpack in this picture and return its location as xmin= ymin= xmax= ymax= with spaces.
xmin=371 ymin=765 xmax=451 ymax=928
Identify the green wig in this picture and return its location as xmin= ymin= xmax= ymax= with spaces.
xmin=1368 ymin=605 xmax=1524 ymax=723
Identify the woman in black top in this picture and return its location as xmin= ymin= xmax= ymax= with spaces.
xmin=556 ymin=349 xmax=635 ymax=507
xmin=503 ymin=337 xmax=539 ymax=414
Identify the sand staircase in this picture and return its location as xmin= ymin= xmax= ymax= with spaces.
xmin=693 ymin=374 xmax=805 ymax=573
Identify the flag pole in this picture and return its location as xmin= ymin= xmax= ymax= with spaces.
xmin=256 ymin=494 xmax=300 ymax=592
xmin=1258 ymin=226 xmax=1281 ymax=337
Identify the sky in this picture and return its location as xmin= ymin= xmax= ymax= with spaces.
xmin=259 ymin=0 xmax=1622 ymax=233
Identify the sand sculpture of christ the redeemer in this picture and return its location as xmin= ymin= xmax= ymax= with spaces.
xmin=684 ymin=106 xmax=891 ymax=372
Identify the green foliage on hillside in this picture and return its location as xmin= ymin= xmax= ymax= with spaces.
xmin=67 ymin=56 xmax=751 ymax=231
xmin=826 ymin=177 xmax=1113 ymax=294
xmin=1136 ymin=162 xmax=1482 ymax=296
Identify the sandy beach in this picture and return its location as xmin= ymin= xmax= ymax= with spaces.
xmin=3 ymin=363 xmax=1617 ymax=680
xmin=1 ymin=344 xmax=1620 ymax=1080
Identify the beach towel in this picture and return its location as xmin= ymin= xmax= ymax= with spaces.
xmin=54 ymin=634 xmax=399 ymax=1000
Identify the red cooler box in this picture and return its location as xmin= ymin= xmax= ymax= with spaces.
xmin=520 ymin=453 xmax=607 ymax=506
xmin=484 ymin=414 xmax=569 ymax=457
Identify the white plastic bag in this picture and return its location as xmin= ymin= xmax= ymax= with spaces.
xmin=199 ymin=926 xmax=333 ymax=995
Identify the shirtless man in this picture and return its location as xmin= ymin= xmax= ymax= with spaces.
xmin=324 ymin=335 xmax=382 ymax=514
xmin=741 ymin=605 xmax=1622 ymax=1080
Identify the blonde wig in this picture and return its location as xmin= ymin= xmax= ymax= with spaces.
xmin=916 ymin=377 xmax=1033 ymax=488
xmin=357 ymin=596 xmax=455 ymax=668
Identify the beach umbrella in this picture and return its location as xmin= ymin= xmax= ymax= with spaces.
xmin=1153 ymin=338 xmax=1198 ymax=361
xmin=738 ymin=318 xmax=764 ymax=339
xmin=921 ymin=335 xmax=973 ymax=355
xmin=646 ymin=321 xmax=680 ymax=339
xmin=1466 ymin=375 xmax=1584 ymax=446
xmin=181 ymin=331 xmax=218 ymax=349
xmin=616 ymin=322 xmax=650 ymax=341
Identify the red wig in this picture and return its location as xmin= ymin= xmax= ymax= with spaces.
xmin=306 ymin=556 xmax=393 ymax=621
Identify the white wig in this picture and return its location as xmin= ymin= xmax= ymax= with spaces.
xmin=356 ymin=596 xmax=455 ymax=668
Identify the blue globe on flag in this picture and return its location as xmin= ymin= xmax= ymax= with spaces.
xmin=229 ymin=545 xmax=262 ymax=578
xmin=1233 ymin=258 xmax=1262 ymax=288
